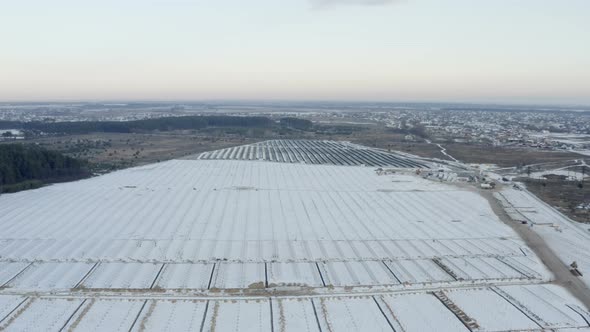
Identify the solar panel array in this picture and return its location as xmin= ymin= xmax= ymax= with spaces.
xmin=196 ymin=139 xmax=427 ymax=168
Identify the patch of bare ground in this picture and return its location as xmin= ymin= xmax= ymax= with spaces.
xmin=518 ymin=177 xmax=589 ymax=223
xmin=443 ymin=143 xmax=583 ymax=167
xmin=17 ymin=132 xmax=259 ymax=171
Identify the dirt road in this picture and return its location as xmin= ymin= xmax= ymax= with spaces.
xmin=481 ymin=189 xmax=590 ymax=309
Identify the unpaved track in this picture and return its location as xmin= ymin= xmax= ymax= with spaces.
xmin=481 ymin=189 xmax=590 ymax=309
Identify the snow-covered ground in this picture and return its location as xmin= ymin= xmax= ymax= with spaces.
xmin=496 ymin=187 xmax=590 ymax=288
xmin=0 ymin=141 xmax=588 ymax=331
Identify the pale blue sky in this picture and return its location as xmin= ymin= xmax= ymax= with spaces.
xmin=1 ymin=0 xmax=589 ymax=104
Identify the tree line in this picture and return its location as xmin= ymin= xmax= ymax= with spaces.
xmin=0 ymin=144 xmax=89 ymax=193
xmin=279 ymin=117 xmax=313 ymax=130
xmin=0 ymin=115 xmax=276 ymax=134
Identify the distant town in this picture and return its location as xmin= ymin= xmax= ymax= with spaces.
xmin=1 ymin=102 xmax=589 ymax=156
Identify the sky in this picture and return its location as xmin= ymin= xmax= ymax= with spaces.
xmin=0 ymin=0 xmax=589 ymax=105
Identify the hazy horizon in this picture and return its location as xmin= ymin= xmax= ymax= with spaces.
xmin=1 ymin=0 xmax=589 ymax=104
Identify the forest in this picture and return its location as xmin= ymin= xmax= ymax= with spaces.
xmin=0 ymin=144 xmax=89 ymax=193
xmin=0 ymin=115 xmax=276 ymax=134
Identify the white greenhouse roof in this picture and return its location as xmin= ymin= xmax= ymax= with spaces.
xmin=0 ymin=141 xmax=587 ymax=331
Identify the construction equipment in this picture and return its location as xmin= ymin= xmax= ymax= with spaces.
xmin=570 ymin=261 xmax=583 ymax=276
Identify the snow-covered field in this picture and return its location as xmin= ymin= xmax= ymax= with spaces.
xmin=0 ymin=141 xmax=588 ymax=331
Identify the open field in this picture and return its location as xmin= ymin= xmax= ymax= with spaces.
xmin=490 ymin=161 xmax=589 ymax=223
xmin=352 ymin=140 xmax=449 ymax=160
xmin=349 ymin=136 xmax=584 ymax=168
xmin=11 ymin=132 xmax=257 ymax=171
xmin=517 ymin=177 xmax=589 ymax=223
xmin=443 ymin=143 xmax=585 ymax=168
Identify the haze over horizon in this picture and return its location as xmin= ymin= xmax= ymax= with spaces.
xmin=1 ymin=0 xmax=589 ymax=104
